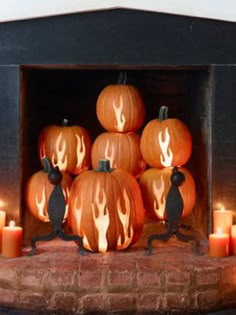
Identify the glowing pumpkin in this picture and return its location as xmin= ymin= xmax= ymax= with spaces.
xmin=140 ymin=106 xmax=192 ymax=168
xmin=38 ymin=119 xmax=91 ymax=176
xmin=96 ymin=72 xmax=145 ymax=133
xmin=68 ymin=159 xmax=144 ymax=252
xmin=25 ymin=158 xmax=73 ymax=222
xmin=91 ymin=131 xmax=146 ymax=178
xmin=139 ymin=166 xmax=195 ymax=221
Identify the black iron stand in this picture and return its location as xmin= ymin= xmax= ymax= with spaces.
xmin=29 ymin=158 xmax=86 ymax=256
xmin=147 ymin=167 xmax=198 ymax=255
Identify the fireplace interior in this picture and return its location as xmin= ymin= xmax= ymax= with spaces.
xmin=21 ymin=66 xmax=210 ymax=243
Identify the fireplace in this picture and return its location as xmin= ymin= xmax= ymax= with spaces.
xmin=20 ymin=66 xmax=211 ymax=242
xmin=0 ymin=8 xmax=236 ymax=314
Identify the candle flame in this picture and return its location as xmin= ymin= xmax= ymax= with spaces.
xmin=216 ymin=227 xmax=222 ymax=234
xmin=9 ymin=220 xmax=15 ymax=227
xmin=0 ymin=200 xmax=6 ymax=208
xmin=215 ymin=202 xmax=225 ymax=211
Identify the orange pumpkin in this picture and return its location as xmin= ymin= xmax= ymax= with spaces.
xmin=140 ymin=106 xmax=192 ymax=168
xmin=139 ymin=167 xmax=195 ymax=221
xmin=25 ymin=159 xmax=73 ymax=222
xmin=91 ymin=132 xmax=146 ymax=178
xmin=38 ymin=119 xmax=91 ymax=176
xmin=68 ymin=159 xmax=144 ymax=252
xmin=96 ymin=72 xmax=145 ymax=133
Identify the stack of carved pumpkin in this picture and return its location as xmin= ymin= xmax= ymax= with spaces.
xmin=91 ymin=71 xmax=146 ymax=178
xmin=139 ymin=106 xmax=196 ymax=221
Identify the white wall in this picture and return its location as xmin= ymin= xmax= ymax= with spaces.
xmin=0 ymin=0 xmax=236 ymax=23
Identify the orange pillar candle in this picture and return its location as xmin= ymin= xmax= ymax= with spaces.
xmin=209 ymin=228 xmax=229 ymax=257
xmin=2 ymin=220 xmax=23 ymax=258
xmin=230 ymin=225 xmax=236 ymax=255
xmin=213 ymin=207 xmax=233 ymax=235
xmin=0 ymin=210 xmax=6 ymax=252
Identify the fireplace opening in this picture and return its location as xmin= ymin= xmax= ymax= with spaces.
xmin=21 ymin=66 xmax=210 ymax=244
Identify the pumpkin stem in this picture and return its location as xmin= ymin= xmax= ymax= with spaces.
xmin=158 ymin=106 xmax=169 ymax=121
xmin=62 ymin=118 xmax=69 ymax=127
xmin=117 ymin=71 xmax=127 ymax=85
xmin=96 ymin=159 xmax=113 ymax=172
xmin=42 ymin=157 xmax=54 ymax=173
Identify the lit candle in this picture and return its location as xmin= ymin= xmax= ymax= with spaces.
xmin=2 ymin=220 xmax=23 ymax=258
xmin=230 ymin=225 xmax=236 ymax=255
xmin=213 ymin=206 xmax=233 ymax=235
xmin=209 ymin=228 xmax=229 ymax=257
xmin=0 ymin=210 xmax=6 ymax=252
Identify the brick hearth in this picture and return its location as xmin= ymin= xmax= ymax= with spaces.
xmin=0 ymin=237 xmax=235 ymax=314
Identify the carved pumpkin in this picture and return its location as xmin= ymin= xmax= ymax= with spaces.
xmin=140 ymin=106 xmax=192 ymax=168
xmin=96 ymin=72 xmax=145 ymax=133
xmin=139 ymin=166 xmax=196 ymax=221
xmin=91 ymin=131 xmax=146 ymax=178
xmin=68 ymin=159 xmax=144 ymax=252
xmin=38 ymin=119 xmax=91 ymax=176
xmin=25 ymin=158 xmax=73 ymax=222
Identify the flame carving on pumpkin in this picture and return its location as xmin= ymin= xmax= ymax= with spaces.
xmin=104 ymin=140 xmax=117 ymax=168
xmin=158 ymin=127 xmax=173 ymax=167
xmin=113 ymin=95 xmax=126 ymax=132
xmin=51 ymin=132 xmax=68 ymax=170
xmin=116 ymin=188 xmax=133 ymax=249
xmin=73 ymin=195 xmax=93 ymax=251
xmin=91 ymin=181 xmax=110 ymax=253
xmin=36 ymin=187 xmax=48 ymax=222
xmin=75 ymin=135 xmax=86 ymax=170
xmin=152 ymin=175 xmax=166 ymax=219
xmin=40 ymin=133 xmax=86 ymax=172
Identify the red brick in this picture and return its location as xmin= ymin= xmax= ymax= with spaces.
xmin=79 ymin=269 xmax=103 ymax=291
xmin=195 ymin=267 xmax=221 ymax=287
xmin=165 ymin=263 xmax=191 ymax=290
xmin=136 ymin=293 xmax=162 ymax=312
xmin=164 ymin=292 xmax=191 ymax=309
xmin=221 ymin=265 xmax=236 ymax=288
xmin=108 ymin=270 xmax=134 ymax=288
xmin=0 ymin=265 xmax=18 ymax=287
xmin=45 ymin=264 xmax=78 ymax=290
xmin=196 ymin=289 xmax=222 ymax=310
xmin=221 ymin=288 xmax=236 ymax=306
xmin=137 ymin=271 xmax=162 ymax=289
xmin=108 ymin=293 xmax=137 ymax=312
xmin=17 ymin=291 xmax=48 ymax=309
xmin=19 ymin=266 xmax=50 ymax=289
xmin=78 ymin=294 xmax=106 ymax=313
xmin=0 ymin=288 xmax=15 ymax=305
xmin=49 ymin=292 xmax=77 ymax=313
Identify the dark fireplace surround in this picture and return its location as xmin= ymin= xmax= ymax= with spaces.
xmin=0 ymin=8 xmax=236 ymax=314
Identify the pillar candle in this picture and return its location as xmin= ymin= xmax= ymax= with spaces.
xmin=209 ymin=228 xmax=229 ymax=257
xmin=230 ymin=225 xmax=236 ymax=255
xmin=213 ymin=207 xmax=233 ymax=235
xmin=0 ymin=210 xmax=6 ymax=252
xmin=2 ymin=220 xmax=23 ymax=258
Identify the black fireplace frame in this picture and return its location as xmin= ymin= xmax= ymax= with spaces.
xmin=0 ymin=9 xmax=235 ymax=237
